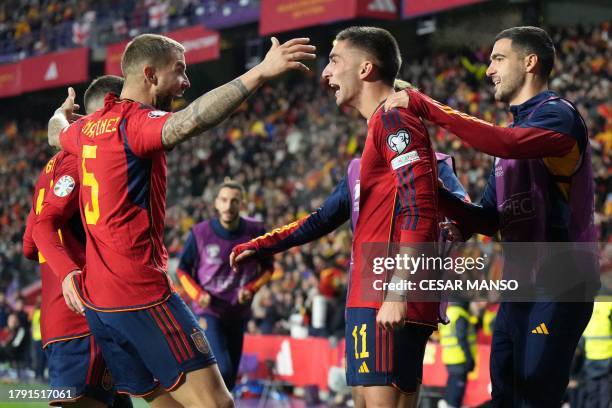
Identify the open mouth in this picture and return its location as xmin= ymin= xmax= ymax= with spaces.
xmin=329 ymin=82 xmax=340 ymax=97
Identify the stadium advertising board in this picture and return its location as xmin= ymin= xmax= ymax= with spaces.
xmin=200 ymin=3 xmax=260 ymax=29
xmin=260 ymin=0 xmax=398 ymax=35
xmin=402 ymin=0 xmax=485 ymax=18
xmin=105 ymin=26 xmax=220 ymax=75
xmin=21 ymin=48 xmax=89 ymax=93
xmin=0 ymin=63 xmax=20 ymax=98
xmin=242 ymin=335 xmax=491 ymax=405
xmin=0 ymin=48 xmax=88 ymax=97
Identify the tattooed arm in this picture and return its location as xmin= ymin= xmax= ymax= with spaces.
xmin=161 ymin=37 xmax=315 ymax=149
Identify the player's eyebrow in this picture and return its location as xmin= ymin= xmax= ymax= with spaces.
xmin=176 ymin=61 xmax=186 ymax=70
xmin=329 ymin=52 xmax=339 ymax=60
xmin=490 ymin=53 xmax=505 ymax=61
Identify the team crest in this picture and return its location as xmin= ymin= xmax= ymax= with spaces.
xmin=206 ymin=244 xmax=220 ymax=259
xmin=148 ymin=110 xmax=169 ymax=118
xmin=53 ymin=175 xmax=75 ymax=197
xmin=191 ymin=329 xmax=210 ymax=354
xmin=101 ymin=368 xmax=113 ymax=391
xmin=386 ymin=129 xmax=411 ymax=155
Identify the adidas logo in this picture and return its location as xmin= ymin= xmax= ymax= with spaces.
xmin=44 ymin=62 xmax=58 ymax=81
xmin=531 ymin=323 xmax=549 ymax=335
xmin=367 ymin=0 xmax=396 ymax=13
xmin=358 ymin=361 xmax=370 ymax=373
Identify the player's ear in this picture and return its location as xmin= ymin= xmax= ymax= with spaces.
xmin=143 ymin=65 xmax=158 ymax=85
xmin=524 ymin=53 xmax=538 ymax=74
xmin=359 ymin=61 xmax=374 ymax=80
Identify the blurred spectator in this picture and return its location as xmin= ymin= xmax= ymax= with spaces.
xmin=0 ymin=292 xmax=10 ymax=329
xmin=0 ymin=313 xmax=28 ymax=370
xmin=30 ymin=296 xmax=45 ymax=380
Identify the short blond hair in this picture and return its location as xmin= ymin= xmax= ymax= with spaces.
xmin=121 ymin=34 xmax=185 ymax=77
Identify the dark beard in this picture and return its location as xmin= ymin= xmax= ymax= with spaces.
xmin=154 ymin=94 xmax=173 ymax=111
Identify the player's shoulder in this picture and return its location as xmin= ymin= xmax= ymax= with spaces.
xmin=372 ymin=106 xmax=421 ymax=134
xmin=531 ymin=94 xmax=581 ymax=126
xmin=243 ymin=216 xmax=265 ymax=230
xmin=56 ymin=150 xmax=79 ymax=166
xmin=192 ymin=219 xmax=212 ymax=234
xmin=347 ymin=157 xmax=361 ymax=172
xmin=124 ymin=100 xmax=169 ymax=118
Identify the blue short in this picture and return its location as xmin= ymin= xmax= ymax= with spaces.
xmin=345 ymin=308 xmax=433 ymax=393
xmin=46 ymin=335 xmax=114 ymax=406
xmin=85 ymin=293 xmax=217 ymax=396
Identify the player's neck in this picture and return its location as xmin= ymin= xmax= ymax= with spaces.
xmin=358 ymin=83 xmax=394 ymax=121
xmin=509 ymin=77 xmax=548 ymax=106
xmin=120 ymin=83 xmax=154 ymax=106
xmin=219 ymin=217 xmax=240 ymax=231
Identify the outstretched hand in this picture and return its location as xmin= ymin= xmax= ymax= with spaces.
xmin=257 ymin=37 xmax=316 ymax=80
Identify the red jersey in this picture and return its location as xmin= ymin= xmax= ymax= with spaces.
xmin=59 ymin=93 xmax=174 ymax=311
xmin=349 ymin=106 xmax=440 ymax=326
xmin=23 ymin=151 xmax=89 ymax=347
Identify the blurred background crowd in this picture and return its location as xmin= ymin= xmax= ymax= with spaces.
xmin=0 ymin=0 xmax=259 ymax=62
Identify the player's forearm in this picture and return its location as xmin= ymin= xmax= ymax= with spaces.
xmin=244 ymin=270 xmax=273 ymax=293
xmin=408 ymin=90 xmax=575 ymax=159
xmin=161 ymin=71 xmax=263 ymax=148
xmin=256 ymin=210 xmax=347 ymax=257
xmin=32 ymin=217 xmax=80 ymax=280
xmin=22 ymin=211 xmax=38 ymax=260
xmin=176 ymin=268 xmax=205 ymax=301
xmin=47 ymin=109 xmax=69 ymax=148
xmin=438 ymin=187 xmax=499 ymax=236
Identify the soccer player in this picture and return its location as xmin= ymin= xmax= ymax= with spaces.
xmin=177 ymin=180 xmax=273 ymax=390
xmin=386 ymin=26 xmax=596 ymax=406
xmin=23 ymin=76 xmax=130 ymax=407
xmin=46 ymin=34 xmax=315 ymax=407
xmin=322 ymin=26 xmax=442 ymax=407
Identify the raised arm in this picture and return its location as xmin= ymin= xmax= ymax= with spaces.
xmin=406 ymin=89 xmax=580 ymax=159
xmin=161 ymin=37 xmax=315 ymax=148
xmin=231 ymin=176 xmax=351 ymax=266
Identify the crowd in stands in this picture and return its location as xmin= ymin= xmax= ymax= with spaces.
xmin=0 ymin=0 xmax=259 ymax=61
xmin=0 ymin=22 xmax=609 ymax=379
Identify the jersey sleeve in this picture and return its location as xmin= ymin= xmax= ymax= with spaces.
xmin=407 ymin=89 xmax=578 ymax=159
xmin=437 ymin=160 xmax=470 ymax=201
xmin=373 ymin=109 xmax=437 ymax=243
xmin=122 ymin=107 xmax=171 ymax=157
xmin=22 ymin=208 xmax=38 ymax=261
xmin=32 ymin=156 xmax=81 ymax=280
xmin=176 ymin=232 xmax=205 ymax=301
xmin=249 ymin=176 xmax=352 ymax=257
xmin=437 ymin=168 xmax=499 ymax=237
xmin=58 ymin=118 xmax=85 ymax=156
